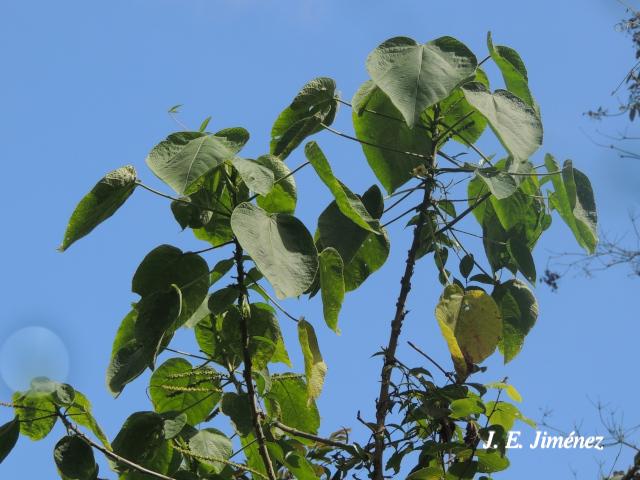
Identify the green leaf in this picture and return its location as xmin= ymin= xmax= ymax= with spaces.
xmin=170 ymin=196 xmax=213 ymax=230
xmin=439 ymin=69 xmax=490 ymax=146
xmin=107 ymin=287 xmax=182 ymax=395
xmin=366 ymin=36 xmax=477 ymax=128
xmin=220 ymin=393 xmax=253 ymax=436
xmin=476 ymin=168 xmax=517 ymax=200
xmin=59 ymin=166 xmax=137 ymax=251
xmin=145 ymin=132 xmax=236 ymax=194
xmin=487 ymin=32 xmax=534 ymax=107
xmin=406 ymin=467 xmax=444 ymax=480
xmin=187 ymin=429 xmax=233 ymax=475
xmin=213 ymin=127 xmax=250 ymax=154
xmin=67 ymin=391 xmax=110 ymax=448
xmin=449 ymin=397 xmax=486 ymax=419
xmin=0 ymin=417 xmax=20 ymax=464
xmin=256 ymin=154 xmax=297 ymax=214
xmin=112 ymin=412 xmax=166 ymax=472
xmin=297 ymin=319 xmax=327 ymax=403
xmin=149 ymin=358 xmax=221 ymax=426
xmin=231 ymin=157 xmax=275 ymax=196
xmin=318 ymin=248 xmax=345 ymax=333
xmin=545 ymin=154 xmax=598 ymax=253
xmin=485 ymin=401 xmax=535 ymax=430
xmin=230 ymin=203 xmax=318 ymax=299
xmin=305 ymin=141 xmax=379 ymax=233
xmin=132 ymin=245 xmax=209 ymax=323
xmin=13 ymin=379 xmax=58 ymax=440
xmin=317 ymin=185 xmax=389 ymax=291
xmin=476 ymin=449 xmax=510 ymax=473
xmin=435 ymin=285 xmax=502 ymax=377
xmin=459 ymin=254 xmax=475 ymax=278
xmin=507 ymin=238 xmax=536 ymax=283
xmin=271 ymin=77 xmax=338 ymax=160
xmin=463 ymin=82 xmax=542 ymax=162
xmin=199 ymin=116 xmax=212 ymax=132
xmin=267 ymin=375 xmax=320 ymax=434
xmin=53 ymin=436 xmax=98 ymax=480
xmin=485 ymin=382 xmax=523 ymax=403
xmin=352 ymin=81 xmax=432 ymax=193
xmin=492 ymin=279 xmax=538 ymax=363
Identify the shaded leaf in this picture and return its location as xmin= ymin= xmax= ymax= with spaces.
xmin=0 ymin=417 xmax=20 ymax=464
xmin=53 ymin=436 xmax=98 ymax=480
xmin=487 ymin=32 xmax=533 ymax=107
xmin=231 ymin=203 xmax=318 ymax=299
xmin=318 ymin=248 xmax=345 ymax=333
xmin=59 ymin=166 xmax=137 ymax=251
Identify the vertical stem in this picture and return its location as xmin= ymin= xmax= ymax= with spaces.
xmin=233 ymin=239 xmax=277 ymax=480
xmin=371 ymin=107 xmax=441 ymax=480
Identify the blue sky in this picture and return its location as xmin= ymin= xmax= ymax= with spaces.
xmin=1 ymin=0 xmax=639 ymax=478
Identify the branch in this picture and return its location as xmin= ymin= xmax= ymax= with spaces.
xmin=433 ymin=193 xmax=492 ymax=238
xmin=371 ymin=105 xmax=441 ymax=480
xmin=272 ymin=421 xmax=354 ymax=452
xmin=57 ymin=411 xmax=178 ymax=480
xmin=233 ymin=239 xmax=277 ymax=480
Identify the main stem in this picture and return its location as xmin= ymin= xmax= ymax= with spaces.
xmin=234 ymin=240 xmax=277 ymax=480
xmin=371 ymin=107 xmax=441 ymax=480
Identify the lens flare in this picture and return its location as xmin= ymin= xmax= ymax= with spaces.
xmin=0 ymin=326 xmax=70 ymax=392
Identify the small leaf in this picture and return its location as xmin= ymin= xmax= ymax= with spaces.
xmin=53 ymin=436 xmax=98 ymax=480
xmin=318 ymin=248 xmax=345 ymax=333
xmin=271 ymin=77 xmax=338 ymax=160
xmin=59 ymin=166 xmax=137 ymax=251
xmin=366 ymin=36 xmax=477 ymax=127
xmin=13 ymin=380 xmax=58 ymax=441
xmin=507 ymin=238 xmax=536 ymax=283
xmin=463 ymin=83 xmax=542 ymax=163
xmin=145 ymin=132 xmax=236 ymax=194
xmin=459 ymin=254 xmax=475 ymax=278
xmin=199 ymin=116 xmax=212 ymax=132
xmin=168 ymin=104 xmax=182 ymax=113
xmin=0 ymin=417 xmax=20 ymax=464
xmin=298 ymin=319 xmax=327 ymax=403
xmin=230 ymin=203 xmax=318 ymax=299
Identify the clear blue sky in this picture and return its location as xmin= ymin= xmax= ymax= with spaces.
xmin=1 ymin=0 xmax=638 ymax=478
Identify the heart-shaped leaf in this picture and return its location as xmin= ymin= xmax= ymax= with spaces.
xmin=366 ymin=36 xmax=477 ymax=128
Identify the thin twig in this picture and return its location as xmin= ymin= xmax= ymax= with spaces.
xmin=272 ymin=421 xmax=354 ymax=451
xmin=407 ymin=341 xmax=455 ymax=382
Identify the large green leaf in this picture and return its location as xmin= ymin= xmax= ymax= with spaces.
xmin=493 ymin=279 xmax=538 ymax=363
xmin=297 ymin=319 xmax=327 ymax=403
xmin=59 ymin=166 xmax=137 ymax=251
xmin=317 ymin=185 xmax=389 ymax=291
xmin=149 ymin=358 xmax=221 ymax=426
xmin=366 ymin=36 xmax=477 ymax=128
xmin=463 ymin=82 xmax=542 ymax=163
xmin=352 ymin=81 xmax=432 ymax=193
xmin=112 ymin=412 xmax=166 ymax=472
xmin=476 ymin=167 xmax=517 ymax=200
xmin=271 ymin=77 xmax=338 ymax=160
xmin=231 ymin=157 xmax=274 ymax=196
xmin=318 ymin=247 xmax=345 ymax=333
xmin=256 ymin=154 xmax=297 ymax=214
xmin=435 ymin=285 xmax=502 ymax=377
xmin=266 ymin=376 xmax=320 ymax=434
xmin=305 ymin=141 xmax=379 ymax=233
xmin=487 ymin=32 xmax=534 ymax=108
xmin=220 ymin=393 xmax=253 ymax=436
xmin=0 ymin=417 xmax=20 ymax=464
xmin=230 ymin=203 xmax=318 ymax=299
xmin=145 ymin=132 xmax=236 ymax=194
xmin=545 ymin=154 xmax=598 ymax=253
xmin=506 ymin=238 xmax=536 ymax=284
xmin=53 ymin=436 xmax=98 ymax=480
xmin=132 ymin=245 xmax=209 ymax=323
xmin=187 ymin=428 xmax=233 ymax=475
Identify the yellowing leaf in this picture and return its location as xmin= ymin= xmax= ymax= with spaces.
xmin=298 ymin=319 xmax=327 ymax=404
